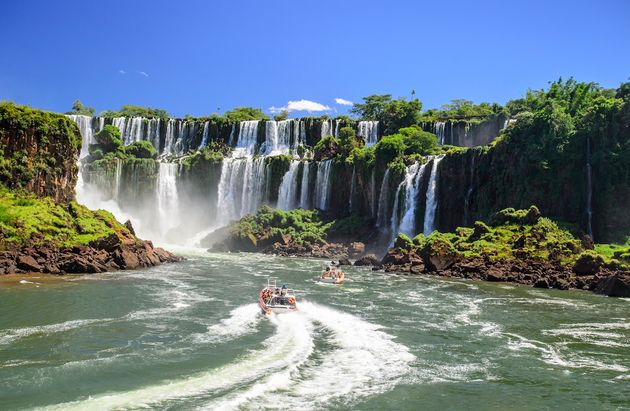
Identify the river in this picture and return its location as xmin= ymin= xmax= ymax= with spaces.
xmin=1 ymin=249 xmax=628 ymax=410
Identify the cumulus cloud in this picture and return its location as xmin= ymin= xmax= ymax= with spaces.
xmin=118 ymin=69 xmax=126 ymax=74
xmin=137 ymin=71 xmax=149 ymax=77
xmin=269 ymin=99 xmax=331 ymax=114
xmin=335 ymin=97 xmax=353 ymax=106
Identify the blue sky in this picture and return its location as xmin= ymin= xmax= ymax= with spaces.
xmin=0 ymin=0 xmax=628 ymax=118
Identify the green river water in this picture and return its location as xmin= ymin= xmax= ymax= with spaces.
xmin=1 ymin=248 xmax=629 ymax=410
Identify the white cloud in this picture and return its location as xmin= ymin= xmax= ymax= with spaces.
xmin=137 ymin=71 xmax=149 ymax=77
xmin=118 ymin=69 xmax=126 ymax=74
xmin=269 ymin=99 xmax=331 ymax=114
xmin=335 ymin=97 xmax=353 ymax=106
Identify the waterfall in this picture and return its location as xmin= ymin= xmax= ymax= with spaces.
xmin=216 ymin=156 xmax=266 ymax=223
xmin=299 ymin=162 xmax=310 ymax=209
xmin=389 ymin=163 xmax=426 ymax=241
xmin=334 ymin=120 xmax=340 ymax=138
xmin=277 ymin=161 xmax=300 ymax=210
xmin=66 ymin=114 xmax=98 ymax=158
xmin=357 ymin=121 xmax=379 ymax=146
xmin=464 ymin=154 xmax=475 ymax=225
xmin=199 ymin=121 xmax=209 ymax=150
xmin=163 ymin=119 xmax=176 ymax=155
xmin=586 ymin=135 xmax=593 ymax=237
xmin=376 ymin=169 xmax=391 ymax=228
xmin=228 ymin=123 xmax=236 ymax=146
xmin=321 ymin=119 xmax=333 ymax=138
xmin=157 ymin=162 xmax=180 ymax=236
xmin=263 ymin=120 xmax=293 ymax=154
xmin=423 ymin=156 xmax=444 ymax=235
xmin=349 ymin=166 xmax=356 ymax=212
xmin=314 ymin=160 xmax=333 ymax=210
xmin=434 ymin=122 xmax=446 ymax=145
xmin=113 ymin=158 xmax=122 ymax=202
xmin=235 ymin=121 xmax=259 ymax=155
xmin=370 ymin=168 xmax=376 ymax=217
xmin=278 ymin=160 xmax=300 ymax=209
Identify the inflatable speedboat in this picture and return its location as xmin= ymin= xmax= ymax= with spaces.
xmin=317 ymin=266 xmax=345 ymax=284
xmin=259 ymin=277 xmax=298 ymax=315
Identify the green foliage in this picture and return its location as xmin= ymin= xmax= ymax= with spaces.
xmin=231 ymin=205 xmax=334 ymax=246
xmin=0 ymin=186 xmax=132 ymax=248
xmin=274 ymin=110 xmax=289 ymax=121
xmin=100 ymin=105 xmax=169 ymax=119
xmin=224 ymin=107 xmax=269 ymax=122
xmin=337 ymin=126 xmax=364 ymax=156
xmin=420 ymin=100 xmax=504 ymax=122
xmin=351 ymin=94 xmax=423 ymax=135
xmin=94 ymin=125 xmax=123 ymax=152
xmin=313 ymin=135 xmax=340 ymax=160
xmin=374 ymin=134 xmax=405 ymax=165
xmin=124 ymin=140 xmax=157 ymax=159
xmin=399 ymin=126 xmax=438 ymax=155
xmin=67 ymin=99 xmax=95 ymax=116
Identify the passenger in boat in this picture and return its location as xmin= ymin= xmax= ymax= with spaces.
xmin=281 ymin=285 xmax=287 ymax=296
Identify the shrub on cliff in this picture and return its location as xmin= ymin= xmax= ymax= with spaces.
xmin=124 ymin=140 xmax=157 ymax=159
xmin=314 ymin=135 xmax=340 ymax=160
xmin=224 ymin=107 xmax=269 ymax=122
xmin=100 ymin=105 xmax=169 ymax=119
xmin=94 ymin=125 xmax=123 ymax=152
xmin=351 ymin=95 xmax=422 ymax=135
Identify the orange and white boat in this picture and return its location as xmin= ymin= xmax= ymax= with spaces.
xmin=317 ymin=266 xmax=345 ymax=284
xmin=258 ymin=277 xmax=298 ymax=315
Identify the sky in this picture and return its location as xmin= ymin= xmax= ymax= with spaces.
xmin=0 ymin=0 xmax=628 ymax=118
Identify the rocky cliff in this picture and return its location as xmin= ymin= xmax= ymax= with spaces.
xmin=0 ymin=102 xmax=80 ymax=202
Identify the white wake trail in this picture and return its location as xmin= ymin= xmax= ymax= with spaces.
xmin=38 ymin=306 xmax=313 ymax=411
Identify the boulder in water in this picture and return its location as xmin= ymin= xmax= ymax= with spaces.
xmin=354 ymin=254 xmax=380 ymax=266
xmin=594 ymin=273 xmax=630 ymax=297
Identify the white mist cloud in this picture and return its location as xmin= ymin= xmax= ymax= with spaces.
xmin=269 ymin=99 xmax=331 ymax=114
xmin=335 ymin=97 xmax=353 ymax=106
xmin=137 ymin=71 xmax=149 ymax=77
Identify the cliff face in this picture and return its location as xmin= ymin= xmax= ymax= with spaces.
xmin=421 ymin=115 xmax=507 ymax=147
xmin=0 ymin=103 xmax=81 ymax=203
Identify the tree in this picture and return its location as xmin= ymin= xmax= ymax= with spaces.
xmin=69 ymin=99 xmax=95 ymax=116
xmin=274 ymin=110 xmax=289 ymax=121
xmin=100 ymin=105 xmax=169 ymax=119
xmin=338 ymin=126 xmax=363 ymax=156
xmin=124 ymin=140 xmax=157 ymax=159
xmin=351 ymin=94 xmax=422 ymax=135
xmin=94 ymin=125 xmax=123 ymax=152
xmin=399 ymin=126 xmax=437 ymax=155
xmin=374 ymin=134 xmax=405 ymax=165
xmin=224 ymin=107 xmax=269 ymax=122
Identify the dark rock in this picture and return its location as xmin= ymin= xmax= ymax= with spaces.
xmin=90 ymin=233 xmax=122 ymax=252
xmin=573 ymin=253 xmax=605 ymax=276
xmin=338 ymin=258 xmax=351 ymax=266
xmin=17 ymin=255 xmax=42 ymax=272
xmin=124 ymin=220 xmax=136 ymax=236
xmin=486 ymin=266 xmax=505 ymax=282
xmin=594 ymin=274 xmax=630 ymax=298
xmin=354 ymin=253 xmax=380 ymax=266
xmin=533 ymin=278 xmax=550 ymax=289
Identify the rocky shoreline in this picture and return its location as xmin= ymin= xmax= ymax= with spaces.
xmin=373 ymin=246 xmax=630 ymax=298
xmin=0 ymin=233 xmax=179 ymax=276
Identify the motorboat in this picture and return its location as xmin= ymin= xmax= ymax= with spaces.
xmin=317 ymin=265 xmax=345 ymax=284
xmin=258 ymin=277 xmax=298 ymax=315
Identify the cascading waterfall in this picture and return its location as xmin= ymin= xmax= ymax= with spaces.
xmin=370 ymin=168 xmax=376 ymax=217
xmin=423 ymin=156 xmax=443 ymax=235
xmin=321 ymin=119 xmax=333 ymax=138
xmin=586 ymin=135 xmax=593 ymax=238
xmin=113 ymin=158 xmax=122 ymax=202
xmin=348 ymin=166 xmax=356 ymax=212
xmin=299 ymin=162 xmax=310 ymax=209
xmin=390 ymin=162 xmax=427 ymax=240
xmin=357 ymin=121 xmax=379 ymax=146
xmin=376 ymin=169 xmax=391 ymax=228
xmin=277 ymin=161 xmax=301 ymax=210
xmin=314 ymin=160 xmax=333 ymax=210
xmin=66 ymin=114 xmax=101 ymax=158
xmin=163 ymin=119 xmax=177 ymax=156
xmin=264 ymin=120 xmax=296 ymax=154
xmin=157 ymin=162 xmax=180 ymax=236
xmin=236 ymin=121 xmax=259 ymax=155
xmin=216 ymin=157 xmax=266 ymax=223
xmin=199 ymin=121 xmax=209 ymax=150
xmin=464 ymin=154 xmax=475 ymax=226
xmin=434 ymin=122 xmax=446 ymax=145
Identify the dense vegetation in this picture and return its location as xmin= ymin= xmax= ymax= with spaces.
xmin=0 ymin=185 xmax=134 ymax=249
xmin=351 ymin=94 xmax=422 ymax=135
xmin=396 ymin=206 xmax=628 ymax=269
xmin=86 ymin=125 xmax=157 ymax=164
xmin=100 ymin=105 xmax=169 ymax=119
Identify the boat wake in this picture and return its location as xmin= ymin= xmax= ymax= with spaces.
xmin=39 ymin=302 xmax=414 ymax=410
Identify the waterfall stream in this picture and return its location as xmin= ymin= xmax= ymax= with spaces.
xmin=423 ymin=156 xmax=443 ymax=235
xmin=277 ymin=161 xmax=301 ymax=210
xmin=357 ymin=121 xmax=379 ymax=146
xmin=314 ymin=160 xmax=333 ymax=210
xmin=157 ymin=162 xmax=180 ymax=236
xmin=299 ymin=162 xmax=310 ymax=209
xmin=376 ymin=169 xmax=391 ymax=228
